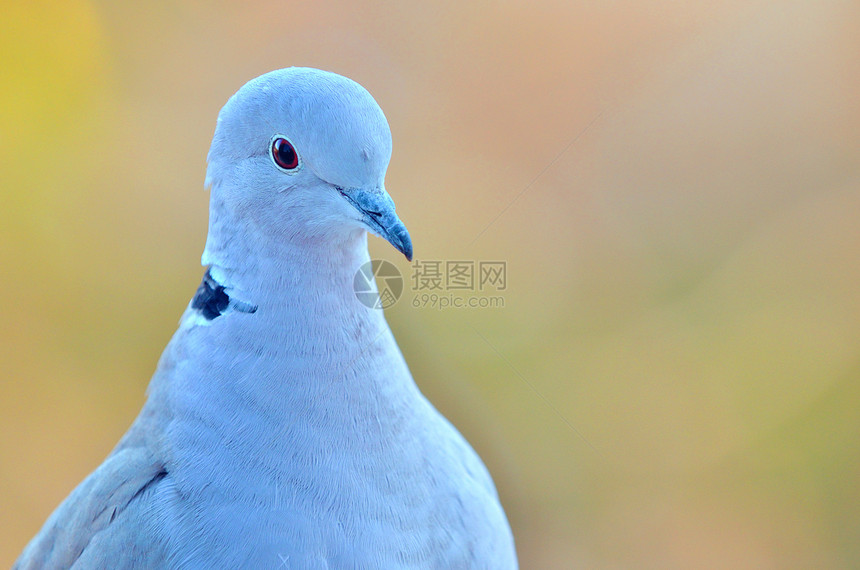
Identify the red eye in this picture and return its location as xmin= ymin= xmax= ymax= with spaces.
xmin=271 ymin=137 xmax=299 ymax=170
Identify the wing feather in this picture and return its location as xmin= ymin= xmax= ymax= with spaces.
xmin=15 ymin=448 xmax=167 ymax=569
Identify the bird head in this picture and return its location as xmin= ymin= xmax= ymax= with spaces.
xmin=204 ymin=67 xmax=412 ymax=261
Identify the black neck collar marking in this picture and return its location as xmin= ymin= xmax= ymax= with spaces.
xmin=191 ymin=269 xmax=257 ymax=320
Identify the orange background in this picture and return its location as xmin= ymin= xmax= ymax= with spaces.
xmin=2 ymin=1 xmax=859 ymax=567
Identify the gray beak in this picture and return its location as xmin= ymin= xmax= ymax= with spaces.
xmin=337 ymin=186 xmax=413 ymax=261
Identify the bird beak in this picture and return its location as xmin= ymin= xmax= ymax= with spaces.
xmin=336 ymin=186 xmax=413 ymax=261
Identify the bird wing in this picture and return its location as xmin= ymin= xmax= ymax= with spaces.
xmin=14 ymin=446 xmax=168 ymax=570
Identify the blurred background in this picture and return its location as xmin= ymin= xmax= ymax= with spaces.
xmin=2 ymin=1 xmax=859 ymax=567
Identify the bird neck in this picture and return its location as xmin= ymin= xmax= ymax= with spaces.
xmin=201 ymin=196 xmax=372 ymax=308
xmin=168 ymin=189 xmax=416 ymax=415
xmin=143 ymin=193 xmax=421 ymax=480
xmin=193 ymin=195 xmax=401 ymax=378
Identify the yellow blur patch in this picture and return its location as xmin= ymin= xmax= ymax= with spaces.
xmin=0 ymin=0 xmax=108 ymax=153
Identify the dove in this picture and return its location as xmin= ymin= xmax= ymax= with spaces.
xmin=16 ymin=67 xmax=517 ymax=569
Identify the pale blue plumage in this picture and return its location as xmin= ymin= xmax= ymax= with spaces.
xmin=16 ymin=67 xmax=517 ymax=569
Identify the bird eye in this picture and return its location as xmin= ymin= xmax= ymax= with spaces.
xmin=271 ymin=137 xmax=299 ymax=171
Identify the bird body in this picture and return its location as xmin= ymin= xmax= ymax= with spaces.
xmin=16 ymin=68 xmax=517 ymax=569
